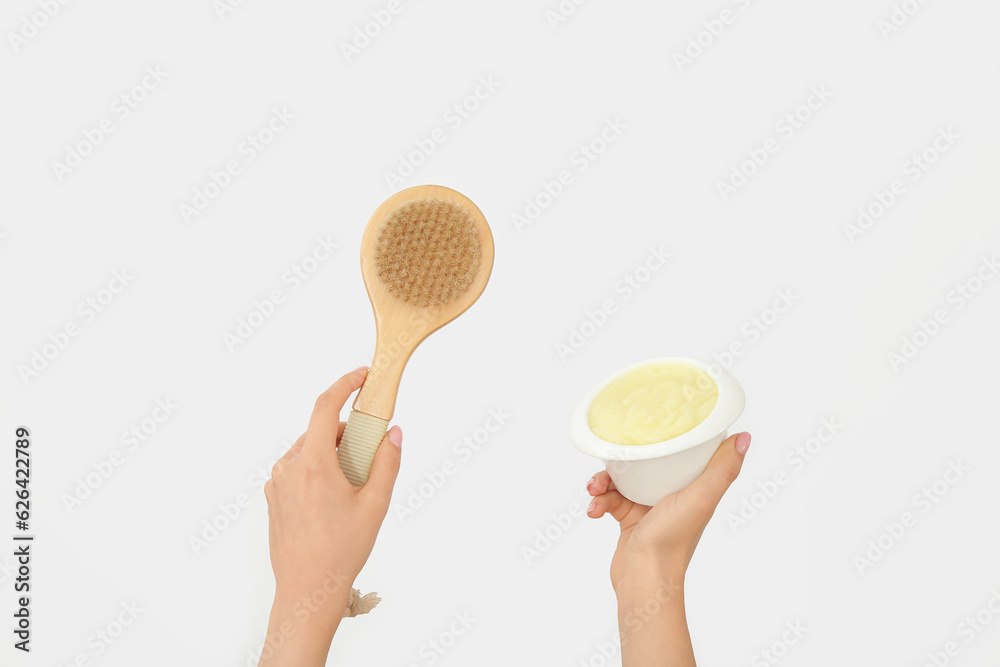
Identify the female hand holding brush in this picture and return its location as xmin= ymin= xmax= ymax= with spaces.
xmin=258 ymin=367 xmax=402 ymax=667
xmin=256 ymin=185 xmax=493 ymax=665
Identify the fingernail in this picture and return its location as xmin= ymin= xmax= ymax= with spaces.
xmin=587 ymin=500 xmax=597 ymax=514
xmin=735 ymin=432 xmax=751 ymax=456
xmin=388 ymin=425 xmax=402 ymax=448
xmin=353 ymin=365 xmax=369 ymax=373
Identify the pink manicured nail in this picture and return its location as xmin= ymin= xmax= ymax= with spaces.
xmin=353 ymin=365 xmax=369 ymax=373
xmin=587 ymin=500 xmax=597 ymax=514
xmin=735 ymin=432 xmax=751 ymax=456
xmin=388 ymin=426 xmax=402 ymax=448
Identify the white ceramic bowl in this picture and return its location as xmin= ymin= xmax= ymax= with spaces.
xmin=570 ymin=357 xmax=745 ymax=506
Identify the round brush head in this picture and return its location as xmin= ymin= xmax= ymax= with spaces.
xmin=373 ymin=200 xmax=482 ymax=307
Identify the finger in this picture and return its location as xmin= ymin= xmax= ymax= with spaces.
xmin=304 ymin=367 xmax=368 ymax=456
xmin=587 ymin=489 xmax=635 ymax=523
xmin=311 ymin=422 xmax=347 ymax=451
xmin=361 ymin=426 xmax=402 ymax=510
xmin=587 ymin=470 xmax=616 ymax=496
xmin=685 ymin=432 xmax=751 ymax=510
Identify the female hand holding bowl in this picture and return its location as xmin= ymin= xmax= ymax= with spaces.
xmin=573 ymin=358 xmax=750 ymax=667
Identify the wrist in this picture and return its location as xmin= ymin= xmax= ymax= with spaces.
xmin=273 ymin=566 xmax=356 ymax=614
xmin=615 ymin=570 xmax=694 ymax=667
xmin=272 ymin=584 xmax=350 ymax=625
xmin=268 ymin=574 xmax=354 ymax=638
xmin=259 ymin=587 xmax=346 ymax=667
xmin=615 ymin=567 xmax=687 ymax=640
xmin=614 ymin=554 xmax=687 ymax=603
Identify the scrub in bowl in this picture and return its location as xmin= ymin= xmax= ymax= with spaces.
xmin=571 ymin=358 xmax=745 ymax=506
xmin=588 ymin=362 xmax=719 ymax=446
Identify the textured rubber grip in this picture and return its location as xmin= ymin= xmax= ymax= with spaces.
xmin=338 ymin=410 xmax=389 ymax=486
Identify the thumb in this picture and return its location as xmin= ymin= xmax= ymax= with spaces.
xmin=685 ymin=431 xmax=751 ymax=510
xmin=362 ymin=425 xmax=402 ymax=510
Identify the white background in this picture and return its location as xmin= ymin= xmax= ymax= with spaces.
xmin=2 ymin=1 xmax=1000 ymax=665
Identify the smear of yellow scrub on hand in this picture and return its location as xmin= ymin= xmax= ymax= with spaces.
xmin=588 ymin=362 xmax=718 ymax=445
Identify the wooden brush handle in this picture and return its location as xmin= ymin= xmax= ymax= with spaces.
xmin=353 ymin=329 xmax=412 ymax=420
xmin=337 ymin=330 xmax=412 ymax=485
xmin=337 ymin=338 xmax=409 ymax=485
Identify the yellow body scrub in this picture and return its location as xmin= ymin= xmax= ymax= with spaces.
xmin=588 ymin=362 xmax=718 ymax=445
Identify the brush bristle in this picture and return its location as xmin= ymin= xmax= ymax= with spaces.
xmin=374 ymin=199 xmax=481 ymax=307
